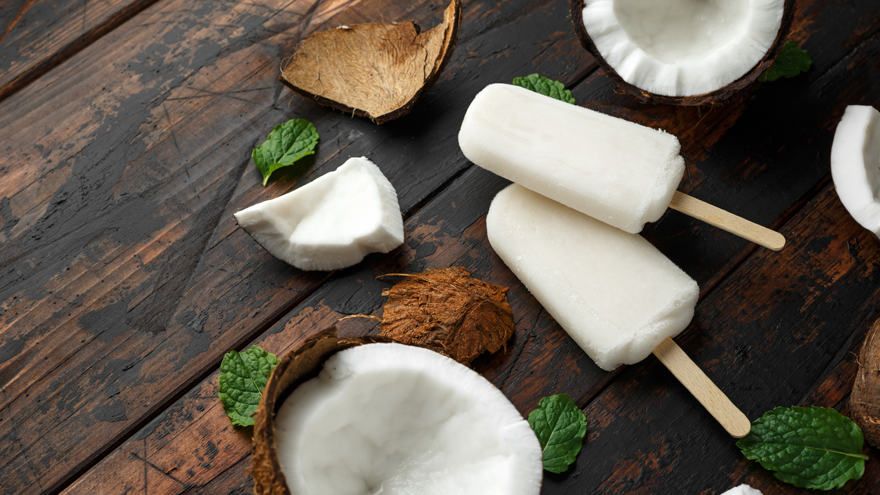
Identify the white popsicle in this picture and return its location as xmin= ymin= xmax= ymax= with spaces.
xmin=487 ymin=184 xmax=698 ymax=370
xmin=487 ymin=184 xmax=750 ymax=437
xmin=461 ymin=84 xmax=785 ymax=250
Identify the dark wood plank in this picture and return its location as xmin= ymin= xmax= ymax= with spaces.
xmin=58 ymin=1 xmax=880 ymax=492
xmin=0 ymin=0 xmax=160 ymax=101
xmin=542 ymin=184 xmax=880 ymax=494
xmin=0 ymin=0 xmax=595 ymax=492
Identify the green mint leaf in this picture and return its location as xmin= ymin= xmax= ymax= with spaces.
xmin=759 ymin=42 xmax=812 ymax=82
xmin=252 ymin=118 xmax=319 ymax=186
xmin=512 ymin=74 xmax=576 ymax=104
xmin=528 ymin=393 xmax=587 ymax=473
xmin=737 ymin=406 xmax=868 ymax=490
xmin=218 ymin=346 xmax=278 ymax=427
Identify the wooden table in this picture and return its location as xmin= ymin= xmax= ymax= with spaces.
xmin=1 ymin=1 xmax=878 ymax=493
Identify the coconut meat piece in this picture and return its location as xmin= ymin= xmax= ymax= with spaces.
xmin=831 ymin=105 xmax=880 ymax=238
xmin=234 ymin=157 xmax=404 ymax=271
xmin=721 ymin=484 xmax=763 ymax=495
xmin=580 ymin=0 xmax=785 ymax=96
xmin=486 ymin=185 xmax=699 ymax=371
xmin=274 ymin=343 xmax=542 ymax=495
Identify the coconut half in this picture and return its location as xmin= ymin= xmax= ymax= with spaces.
xmin=570 ymin=0 xmax=792 ymax=104
xmin=253 ymin=333 xmax=542 ymax=495
xmin=832 ymin=105 xmax=880 ymax=239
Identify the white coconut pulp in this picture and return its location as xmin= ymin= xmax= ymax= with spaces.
xmin=234 ymin=157 xmax=404 ymax=271
xmin=580 ymin=0 xmax=785 ymax=97
xmin=831 ymin=105 xmax=880 ymax=238
xmin=274 ymin=343 xmax=542 ymax=495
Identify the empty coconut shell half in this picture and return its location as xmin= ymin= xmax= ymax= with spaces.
xmin=281 ymin=0 xmax=461 ymax=124
xmin=569 ymin=0 xmax=794 ymax=105
xmin=252 ymin=330 xmax=542 ymax=495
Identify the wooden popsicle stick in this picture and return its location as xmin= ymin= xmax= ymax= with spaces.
xmin=652 ymin=337 xmax=751 ymax=438
xmin=669 ymin=191 xmax=786 ymax=251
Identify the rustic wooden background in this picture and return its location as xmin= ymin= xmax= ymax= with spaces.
xmin=1 ymin=0 xmax=878 ymax=493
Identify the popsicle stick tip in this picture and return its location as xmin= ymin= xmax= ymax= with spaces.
xmin=767 ymin=232 xmax=786 ymax=252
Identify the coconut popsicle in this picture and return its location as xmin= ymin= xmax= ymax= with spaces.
xmin=487 ymin=184 xmax=750 ymax=437
xmin=461 ymin=83 xmax=785 ymax=250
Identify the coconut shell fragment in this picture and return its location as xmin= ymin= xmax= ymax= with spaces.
xmin=378 ymin=267 xmax=516 ymax=365
xmin=281 ymin=0 xmax=461 ymax=124
xmin=850 ymin=319 xmax=880 ymax=449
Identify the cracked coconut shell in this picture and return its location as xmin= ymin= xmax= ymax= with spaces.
xmin=281 ymin=0 xmax=461 ymax=124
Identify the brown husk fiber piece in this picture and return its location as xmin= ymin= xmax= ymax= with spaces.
xmin=281 ymin=0 xmax=461 ymax=124
xmin=850 ymin=319 xmax=880 ymax=449
xmin=568 ymin=0 xmax=794 ymax=106
xmin=252 ymin=330 xmax=390 ymax=495
xmin=378 ymin=267 xmax=515 ymax=365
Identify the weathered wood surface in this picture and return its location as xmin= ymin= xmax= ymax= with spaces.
xmin=2 ymin=0 xmax=879 ymax=493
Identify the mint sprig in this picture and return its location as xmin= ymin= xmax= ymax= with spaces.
xmin=759 ymin=42 xmax=812 ymax=82
xmin=252 ymin=118 xmax=319 ymax=186
xmin=528 ymin=393 xmax=587 ymax=473
xmin=218 ymin=346 xmax=278 ymax=427
xmin=512 ymin=74 xmax=575 ymax=104
xmin=737 ymin=406 xmax=867 ymax=490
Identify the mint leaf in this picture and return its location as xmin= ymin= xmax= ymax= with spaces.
xmin=252 ymin=118 xmax=319 ymax=186
xmin=528 ymin=393 xmax=587 ymax=473
xmin=759 ymin=42 xmax=812 ymax=82
xmin=512 ymin=74 xmax=576 ymax=104
xmin=737 ymin=406 xmax=868 ymax=490
xmin=218 ymin=346 xmax=278 ymax=427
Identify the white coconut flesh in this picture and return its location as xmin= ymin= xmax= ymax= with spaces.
xmin=274 ymin=343 xmax=542 ymax=495
xmin=831 ymin=105 xmax=880 ymax=238
xmin=234 ymin=156 xmax=404 ymax=271
xmin=580 ymin=0 xmax=785 ymax=96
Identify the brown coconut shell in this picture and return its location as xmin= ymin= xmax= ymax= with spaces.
xmin=568 ymin=0 xmax=795 ymax=106
xmin=252 ymin=329 xmax=391 ymax=495
xmin=281 ymin=0 xmax=461 ymax=124
xmin=850 ymin=319 xmax=880 ymax=449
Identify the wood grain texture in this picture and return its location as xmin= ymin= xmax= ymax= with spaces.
xmin=0 ymin=0 xmax=158 ymax=101
xmin=0 ymin=0 xmax=594 ymax=493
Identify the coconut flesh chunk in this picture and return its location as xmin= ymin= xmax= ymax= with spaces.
xmin=831 ymin=105 xmax=880 ymax=238
xmin=721 ymin=484 xmax=763 ymax=495
xmin=274 ymin=343 xmax=542 ymax=495
xmin=234 ymin=157 xmax=404 ymax=271
xmin=580 ymin=0 xmax=785 ymax=97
